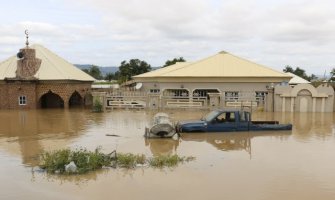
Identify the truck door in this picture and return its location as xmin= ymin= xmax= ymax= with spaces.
xmin=236 ymin=111 xmax=250 ymax=131
xmin=206 ymin=112 xmax=237 ymax=132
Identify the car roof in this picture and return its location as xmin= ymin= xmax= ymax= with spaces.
xmin=213 ymin=109 xmax=249 ymax=113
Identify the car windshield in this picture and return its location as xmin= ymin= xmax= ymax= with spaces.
xmin=202 ymin=110 xmax=220 ymax=122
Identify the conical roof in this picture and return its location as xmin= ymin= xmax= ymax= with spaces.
xmin=134 ymin=51 xmax=291 ymax=79
xmin=0 ymin=44 xmax=95 ymax=81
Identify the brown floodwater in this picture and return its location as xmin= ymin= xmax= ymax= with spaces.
xmin=0 ymin=109 xmax=335 ymax=200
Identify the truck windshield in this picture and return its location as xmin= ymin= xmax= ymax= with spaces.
xmin=202 ymin=110 xmax=220 ymax=121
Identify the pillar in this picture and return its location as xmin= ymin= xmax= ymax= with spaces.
xmin=148 ymin=93 xmax=160 ymax=109
xmin=312 ymin=97 xmax=316 ymax=113
xmin=265 ymin=88 xmax=274 ymax=112
xmin=290 ymin=97 xmax=295 ymax=112
xmin=321 ymin=97 xmax=325 ymax=113
xmin=282 ymin=97 xmax=286 ymax=112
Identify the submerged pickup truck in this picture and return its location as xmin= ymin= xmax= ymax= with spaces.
xmin=176 ymin=109 xmax=292 ymax=133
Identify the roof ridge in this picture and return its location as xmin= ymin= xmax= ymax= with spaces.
xmin=228 ymin=52 xmax=288 ymax=76
xmin=158 ymin=62 xmax=193 ymax=76
xmin=160 ymin=54 xmax=219 ymax=76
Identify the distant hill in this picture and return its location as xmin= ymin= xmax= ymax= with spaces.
xmin=75 ymin=64 xmax=160 ymax=75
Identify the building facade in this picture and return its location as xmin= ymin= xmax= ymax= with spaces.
xmin=132 ymin=51 xmax=292 ymax=109
xmin=0 ymin=44 xmax=95 ymax=109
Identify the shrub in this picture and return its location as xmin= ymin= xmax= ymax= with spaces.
xmin=148 ymin=154 xmax=195 ymax=168
xmin=93 ymin=99 xmax=103 ymax=112
xmin=39 ymin=147 xmax=112 ymax=174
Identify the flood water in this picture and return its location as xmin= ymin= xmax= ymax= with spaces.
xmin=0 ymin=109 xmax=335 ymax=200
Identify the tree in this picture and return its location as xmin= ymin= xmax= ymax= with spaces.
xmin=329 ymin=68 xmax=335 ymax=82
xmin=330 ymin=68 xmax=335 ymax=77
xmin=104 ymin=72 xmax=115 ymax=82
xmin=283 ymin=65 xmax=294 ymax=73
xmin=118 ymin=59 xmax=151 ymax=83
xmin=82 ymin=65 xmax=103 ymax=80
xmin=309 ymin=74 xmax=317 ymax=81
xmin=162 ymin=57 xmax=186 ymax=67
xmin=283 ymin=65 xmax=312 ymax=81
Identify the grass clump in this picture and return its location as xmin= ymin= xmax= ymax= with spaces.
xmin=116 ymin=153 xmax=146 ymax=168
xmin=39 ymin=147 xmax=112 ymax=174
xmin=39 ymin=147 xmax=195 ymax=174
xmin=149 ymin=155 xmax=195 ymax=168
xmin=92 ymin=99 xmax=103 ymax=112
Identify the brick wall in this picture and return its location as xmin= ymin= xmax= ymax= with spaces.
xmin=0 ymin=81 xmax=92 ymax=109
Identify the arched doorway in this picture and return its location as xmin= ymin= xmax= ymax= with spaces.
xmin=296 ymin=89 xmax=312 ymax=112
xmin=69 ymin=91 xmax=83 ymax=107
xmin=40 ymin=91 xmax=64 ymax=108
xmin=299 ymin=97 xmax=308 ymax=112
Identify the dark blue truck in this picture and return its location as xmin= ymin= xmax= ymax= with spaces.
xmin=176 ymin=109 xmax=292 ymax=133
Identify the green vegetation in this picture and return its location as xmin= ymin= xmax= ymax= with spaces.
xmin=149 ymin=154 xmax=195 ymax=168
xmin=39 ymin=148 xmax=195 ymax=174
xmin=162 ymin=57 xmax=186 ymax=68
xmin=82 ymin=65 xmax=103 ymax=80
xmin=116 ymin=153 xmax=146 ymax=168
xmin=118 ymin=59 xmax=151 ymax=83
xmin=92 ymin=99 xmax=103 ymax=112
xmin=283 ymin=65 xmax=317 ymax=81
xmin=39 ymin=147 xmax=111 ymax=174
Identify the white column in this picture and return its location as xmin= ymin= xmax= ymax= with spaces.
xmin=282 ymin=97 xmax=286 ymax=112
xmin=290 ymin=97 xmax=294 ymax=112
xmin=321 ymin=97 xmax=325 ymax=112
xmin=312 ymin=97 xmax=316 ymax=113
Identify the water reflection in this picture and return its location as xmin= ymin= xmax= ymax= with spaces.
xmin=145 ymin=131 xmax=291 ymax=156
xmin=292 ymin=113 xmax=333 ymax=140
xmin=144 ymin=138 xmax=179 ymax=155
xmin=31 ymin=168 xmax=109 ymax=185
xmin=0 ymin=110 xmax=334 ymax=169
xmin=0 ymin=109 xmax=100 ymax=166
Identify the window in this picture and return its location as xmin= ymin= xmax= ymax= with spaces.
xmin=163 ymin=89 xmax=189 ymax=97
xmin=215 ymin=112 xmax=235 ymax=123
xmin=225 ymin=91 xmax=239 ymax=101
xmin=19 ymin=96 xmax=27 ymax=105
xmin=255 ymin=91 xmax=268 ymax=102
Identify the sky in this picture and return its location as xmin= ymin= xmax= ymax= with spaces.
xmin=0 ymin=0 xmax=335 ymax=76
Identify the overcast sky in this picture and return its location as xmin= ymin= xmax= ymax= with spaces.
xmin=0 ymin=0 xmax=334 ymax=75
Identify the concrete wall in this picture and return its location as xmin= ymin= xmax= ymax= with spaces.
xmin=273 ymin=83 xmax=334 ymax=112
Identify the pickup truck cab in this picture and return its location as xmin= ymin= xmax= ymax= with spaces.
xmin=176 ymin=109 xmax=292 ymax=133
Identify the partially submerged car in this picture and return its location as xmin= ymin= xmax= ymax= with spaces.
xmin=176 ymin=109 xmax=292 ymax=133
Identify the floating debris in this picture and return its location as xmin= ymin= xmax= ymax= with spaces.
xmin=105 ymin=134 xmax=121 ymax=137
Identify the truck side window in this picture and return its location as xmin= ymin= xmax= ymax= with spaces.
xmin=240 ymin=112 xmax=249 ymax=122
xmin=225 ymin=112 xmax=235 ymax=122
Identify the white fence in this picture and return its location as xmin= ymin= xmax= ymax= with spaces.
xmin=100 ymin=90 xmax=266 ymax=110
